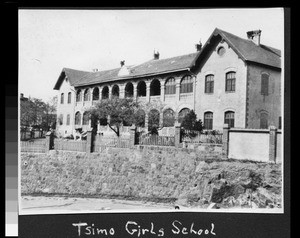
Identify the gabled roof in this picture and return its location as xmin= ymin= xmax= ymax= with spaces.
xmin=193 ymin=28 xmax=281 ymax=69
xmin=53 ymin=68 xmax=91 ymax=90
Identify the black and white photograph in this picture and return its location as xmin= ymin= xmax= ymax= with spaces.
xmin=19 ymin=8 xmax=284 ymax=219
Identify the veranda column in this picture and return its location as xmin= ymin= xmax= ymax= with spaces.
xmin=160 ymin=79 xmax=165 ymax=102
xmin=119 ymin=84 xmax=125 ymax=98
xmin=132 ymin=82 xmax=137 ymax=99
xmin=99 ymin=86 xmax=102 ymax=100
xmin=175 ymin=77 xmax=181 ymax=102
xmin=146 ymin=80 xmax=151 ymax=102
xmin=144 ymin=113 xmax=149 ymax=132
xmin=108 ymin=85 xmax=112 ymax=99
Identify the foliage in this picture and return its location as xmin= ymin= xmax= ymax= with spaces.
xmin=88 ymin=97 xmax=141 ymax=136
xmin=20 ymin=96 xmax=57 ymax=131
xmin=180 ymin=110 xmax=203 ymax=138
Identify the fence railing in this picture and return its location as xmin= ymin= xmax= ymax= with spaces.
xmin=54 ymin=139 xmax=87 ymax=152
xmin=139 ymin=134 xmax=175 ymax=146
xmin=94 ymin=136 xmax=131 ymax=152
xmin=20 ymin=131 xmax=44 ymax=141
xmin=182 ymin=130 xmax=223 ymax=144
xmin=20 ymin=139 xmax=46 ymax=153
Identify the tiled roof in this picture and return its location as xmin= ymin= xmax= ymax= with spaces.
xmin=73 ymin=52 xmax=199 ymax=87
xmin=53 ymin=68 xmax=91 ymax=89
xmin=211 ymin=28 xmax=281 ymax=68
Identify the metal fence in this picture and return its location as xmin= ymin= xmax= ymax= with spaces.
xmin=182 ymin=130 xmax=223 ymax=144
xmin=20 ymin=130 xmax=45 ymax=141
xmin=20 ymin=139 xmax=46 ymax=153
xmin=54 ymin=139 xmax=87 ymax=152
xmin=94 ymin=136 xmax=131 ymax=152
xmin=139 ymin=134 xmax=175 ymax=146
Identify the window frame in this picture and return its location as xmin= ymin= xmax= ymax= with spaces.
xmin=205 ymin=75 xmax=214 ymax=93
xmin=60 ymin=93 xmax=64 ymax=104
xmin=66 ymin=114 xmax=70 ymax=125
xmin=225 ymin=72 xmax=236 ymax=92
xmin=204 ymin=112 xmax=213 ymax=130
xmin=260 ymin=112 xmax=269 ymax=129
xmin=224 ymin=111 xmax=235 ymax=128
xmin=180 ymin=75 xmax=193 ymax=93
xmin=67 ymin=92 xmax=71 ymax=104
xmin=165 ymin=77 xmax=176 ymax=95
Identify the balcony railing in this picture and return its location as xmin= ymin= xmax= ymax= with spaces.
xmin=150 ymin=95 xmax=161 ymax=102
xmin=180 ymin=93 xmax=193 ymax=101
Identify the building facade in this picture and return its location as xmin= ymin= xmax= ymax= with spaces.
xmin=53 ymin=28 xmax=282 ymax=137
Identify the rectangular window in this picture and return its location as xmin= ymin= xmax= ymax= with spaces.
xmin=60 ymin=93 xmax=64 ymax=104
xmin=278 ymin=116 xmax=282 ymax=129
xmin=204 ymin=112 xmax=213 ymax=130
xmin=225 ymin=72 xmax=236 ymax=92
xmin=205 ymin=75 xmax=214 ymax=93
xmin=224 ymin=111 xmax=235 ymax=128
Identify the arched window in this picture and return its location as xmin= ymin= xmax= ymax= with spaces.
xmin=60 ymin=93 xmax=64 ymax=104
xmin=178 ymin=108 xmax=190 ymax=123
xmin=84 ymin=89 xmax=90 ymax=101
xmin=205 ymin=75 xmax=214 ymax=93
xmin=204 ymin=112 xmax=213 ymax=130
xmin=150 ymin=79 xmax=161 ymax=96
xmin=180 ymin=75 xmax=193 ymax=93
xmin=163 ymin=108 xmax=175 ymax=127
xmin=67 ymin=92 xmax=72 ymax=104
xmin=224 ymin=111 xmax=235 ymax=128
xmin=76 ymin=90 xmax=82 ymax=102
xmin=137 ymin=81 xmax=146 ymax=97
xmin=75 ymin=112 xmax=81 ymax=125
xmin=92 ymin=87 xmax=99 ymax=101
xmin=66 ymin=114 xmax=70 ymax=125
xmin=165 ymin=77 xmax=176 ymax=95
xmin=225 ymin=72 xmax=236 ymax=92
xmin=125 ymin=82 xmax=134 ymax=98
xmin=148 ymin=109 xmax=160 ymax=131
xmin=112 ymin=85 xmax=119 ymax=98
xmin=82 ymin=112 xmax=89 ymax=125
xmin=135 ymin=109 xmax=145 ymax=127
xmin=102 ymin=86 xmax=109 ymax=99
xmin=260 ymin=112 xmax=268 ymax=129
xmin=261 ymin=73 xmax=269 ymax=96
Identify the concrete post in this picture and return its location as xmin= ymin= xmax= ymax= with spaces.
xmin=86 ymin=129 xmax=93 ymax=154
xmin=269 ymin=126 xmax=277 ymax=163
xmin=174 ymin=122 xmax=181 ymax=147
xmin=130 ymin=124 xmax=137 ymax=147
xmin=45 ymin=131 xmax=54 ymax=151
xmin=222 ymin=124 xmax=230 ymax=157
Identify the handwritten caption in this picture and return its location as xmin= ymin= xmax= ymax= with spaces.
xmin=72 ymin=220 xmax=216 ymax=237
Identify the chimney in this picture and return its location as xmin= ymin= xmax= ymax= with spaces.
xmin=195 ymin=40 xmax=202 ymax=51
xmin=120 ymin=60 xmax=125 ymax=67
xmin=247 ymin=30 xmax=261 ymax=46
xmin=153 ymin=49 xmax=160 ymax=60
xmin=92 ymin=68 xmax=99 ymax=72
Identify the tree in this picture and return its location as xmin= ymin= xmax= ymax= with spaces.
xmin=20 ymin=96 xmax=57 ymax=131
xmin=180 ymin=110 xmax=203 ymax=138
xmin=88 ymin=97 xmax=140 ymax=137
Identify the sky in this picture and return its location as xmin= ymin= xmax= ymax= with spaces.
xmin=19 ymin=8 xmax=284 ymax=102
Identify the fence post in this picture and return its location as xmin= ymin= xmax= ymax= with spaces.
xmin=130 ymin=124 xmax=137 ymax=147
xmin=45 ymin=131 xmax=54 ymax=152
xmin=86 ymin=129 xmax=93 ymax=154
xmin=222 ymin=124 xmax=229 ymax=157
xmin=269 ymin=126 xmax=277 ymax=163
xmin=174 ymin=122 xmax=181 ymax=147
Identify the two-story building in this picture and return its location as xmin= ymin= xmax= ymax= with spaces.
xmin=53 ymin=28 xmax=281 ymax=137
